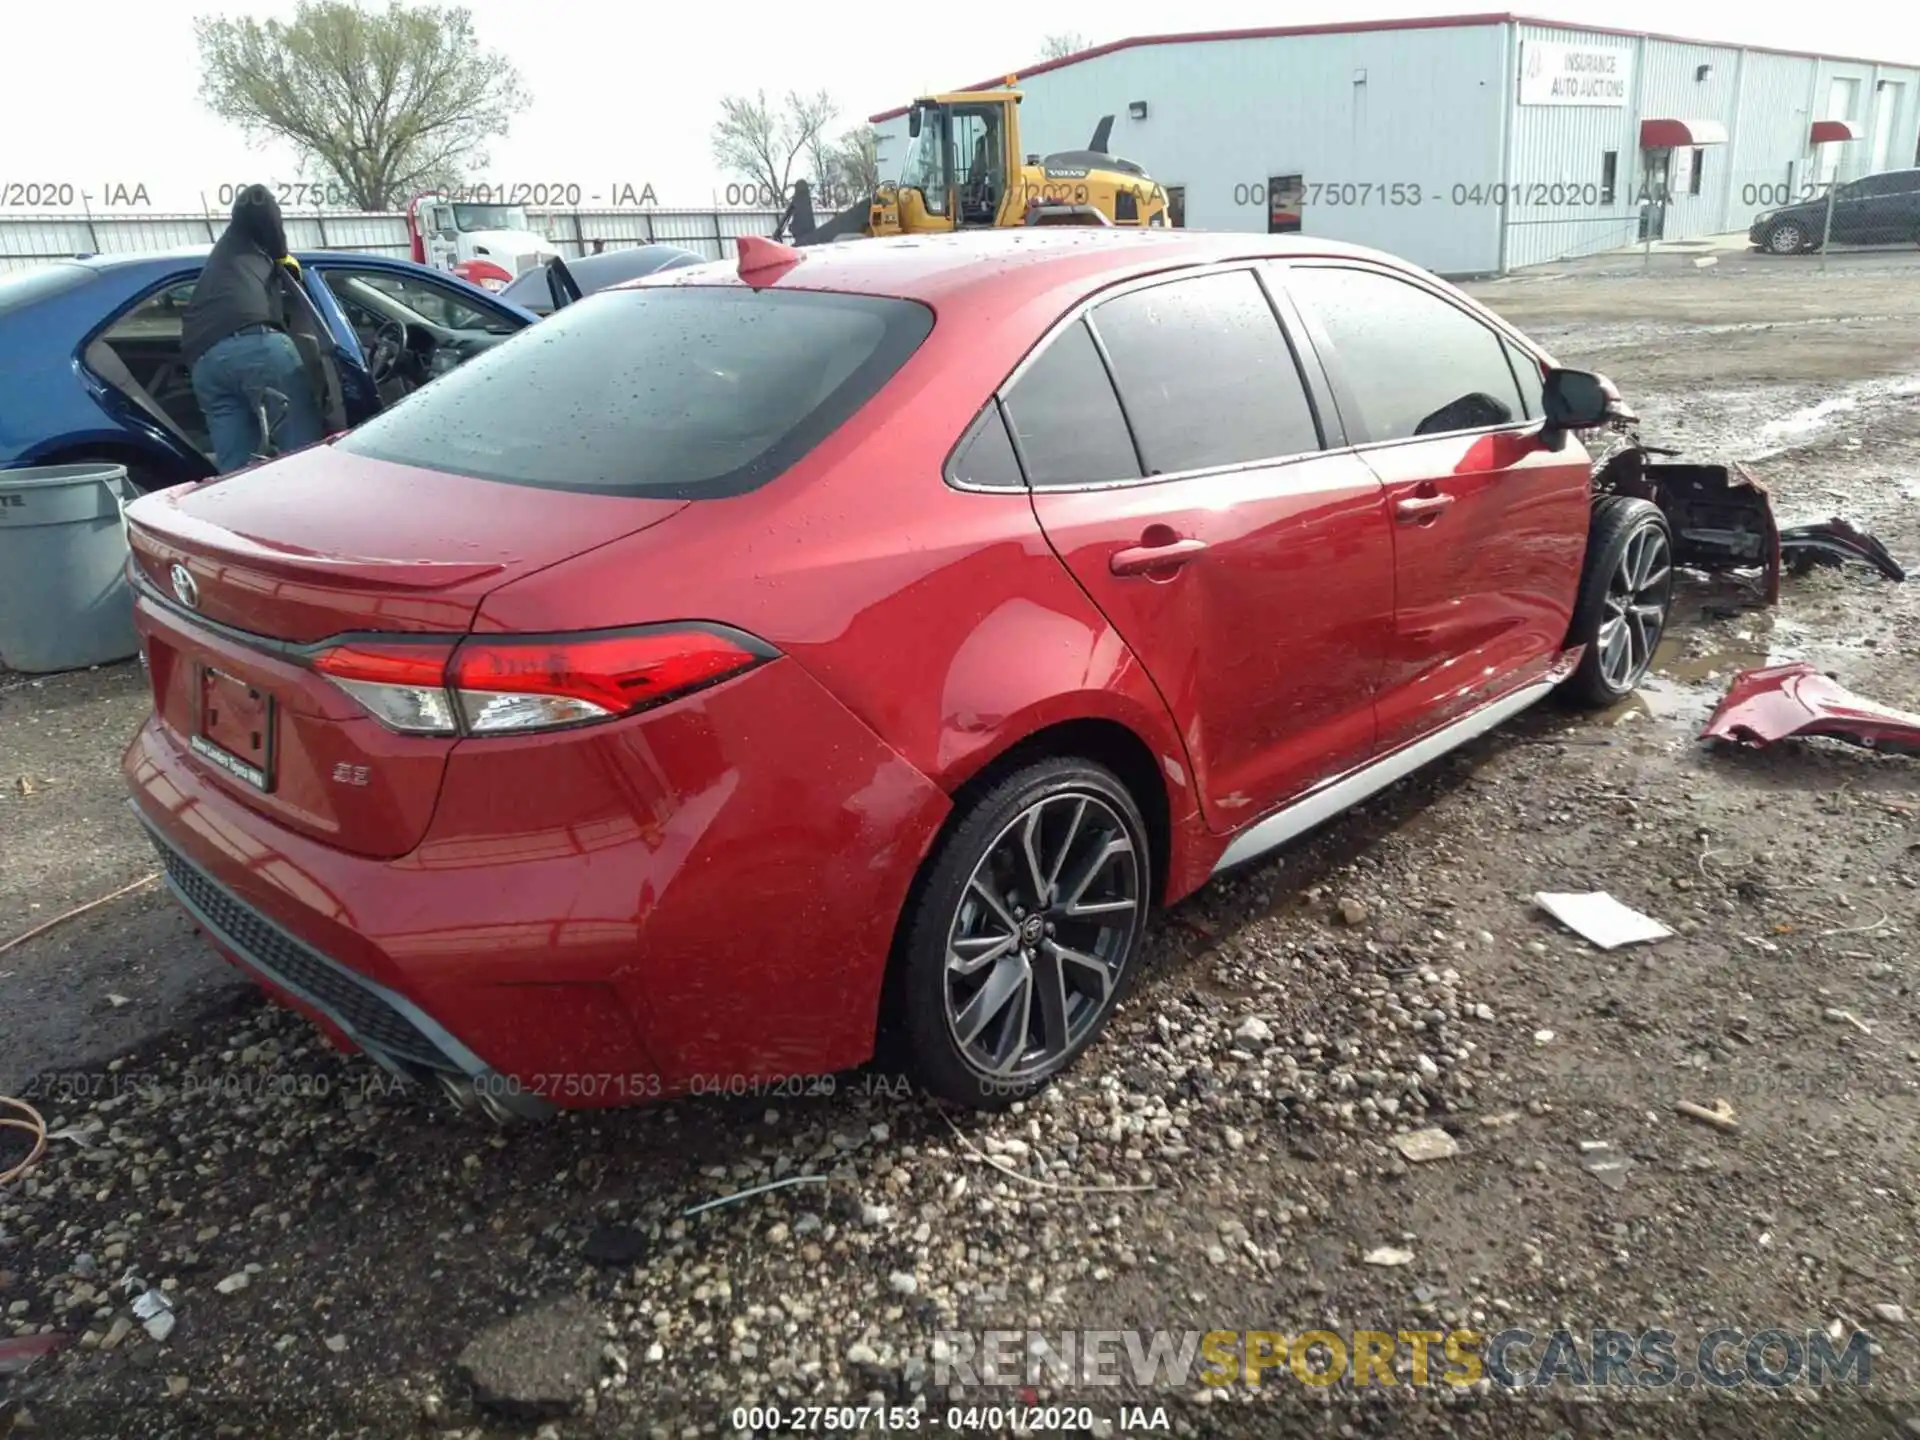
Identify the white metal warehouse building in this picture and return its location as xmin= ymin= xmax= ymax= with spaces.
xmin=869 ymin=12 xmax=1920 ymax=276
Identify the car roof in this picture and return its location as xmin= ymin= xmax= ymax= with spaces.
xmin=620 ymin=226 xmax=1556 ymax=386
xmin=70 ymin=245 xmax=419 ymax=272
xmin=499 ymin=243 xmax=708 ymax=310
xmin=640 ymin=227 xmax=1419 ymax=308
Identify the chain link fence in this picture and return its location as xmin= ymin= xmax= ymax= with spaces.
xmin=0 ymin=205 xmax=787 ymax=275
xmin=2 ymin=166 xmax=1914 ymax=279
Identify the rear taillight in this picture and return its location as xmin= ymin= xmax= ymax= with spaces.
xmin=310 ymin=642 xmax=461 ymax=734
xmin=308 ymin=626 xmax=773 ymax=736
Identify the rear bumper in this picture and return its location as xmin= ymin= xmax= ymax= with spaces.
xmin=135 ymin=804 xmax=556 ymax=1119
xmin=125 ymin=657 xmax=954 ymax=1109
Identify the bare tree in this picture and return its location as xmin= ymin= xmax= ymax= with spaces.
xmin=833 ymin=127 xmax=882 ymax=195
xmin=713 ymin=89 xmax=839 ymax=205
xmin=805 ymin=125 xmax=881 ymax=201
xmin=195 ymin=0 xmax=530 ymax=211
xmin=1040 ymin=31 xmax=1090 ymax=60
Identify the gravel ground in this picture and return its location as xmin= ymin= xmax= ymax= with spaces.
xmin=4 ymin=251 xmax=1920 ymax=1439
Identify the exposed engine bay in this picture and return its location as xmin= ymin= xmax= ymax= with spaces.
xmin=1588 ymin=430 xmax=1905 ymax=604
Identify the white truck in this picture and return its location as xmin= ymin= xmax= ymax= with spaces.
xmin=405 ymin=192 xmax=559 ymax=292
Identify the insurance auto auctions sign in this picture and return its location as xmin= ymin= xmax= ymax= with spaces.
xmin=1519 ymin=41 xmax=1632 ymax=106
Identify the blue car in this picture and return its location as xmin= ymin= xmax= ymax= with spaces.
xmin=0 ymin=246 xmax=538 ymax=494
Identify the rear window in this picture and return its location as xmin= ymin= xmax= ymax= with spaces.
xmin=335 ymin=285 xmax=934 ymax=498
xmin=0 ymin=262 xmax=96 ymax=318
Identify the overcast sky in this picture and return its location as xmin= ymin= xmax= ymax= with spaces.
xmin=4 ymin=0 xmax=1916 ymax=215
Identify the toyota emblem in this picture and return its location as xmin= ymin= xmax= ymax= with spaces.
xmin=169 ymin=563 xmax=199 ymax=609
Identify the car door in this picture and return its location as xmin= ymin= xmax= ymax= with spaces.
xmin=79 ymin=271 xmax=214 ymax=471
xmin=1276 ymin=260 xmax=1592 ymax=754
xmin=275 ymin=266 xmax=354 ymax=434
xmin=1849 ymin=171 xmax=1919 ymax=243
xmin=307 ymin=261 xmax=527 ymax=390
xmin=80 ymin=266 xmax=354 ymax=473
xmin=1823 ymin=178 xmax=1877 ymax=243
xmin=1894 ymin=172 xmax=1920 ymax=242
xmin=1013 ymin=263 xmax=1396 ymax=832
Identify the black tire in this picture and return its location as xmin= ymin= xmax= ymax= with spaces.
xmin=1765 ymin=220 xmax=1808 ymax=254
xmin=886 ymin=757 xmax=1151 ymax=1110
xmin=1561 ymin=496 xmax=1675 ymax=709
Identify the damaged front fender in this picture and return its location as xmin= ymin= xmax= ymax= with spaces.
xmin=1592 ymin=438 xmax=1904 ymax=602
xmin=1594 ymin=442 xmax=1785 ymax=601
xmin=1701 ymin=661 xmax=1920 ymax=758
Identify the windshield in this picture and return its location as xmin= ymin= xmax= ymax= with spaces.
xmin=334 ymin=285 xmax=934 ymax=498
xmin=452 ymin=203 xmax=534 ymax=233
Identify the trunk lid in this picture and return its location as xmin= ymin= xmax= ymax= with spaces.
xmin=124 ymin=444 xmax=687 ymax=858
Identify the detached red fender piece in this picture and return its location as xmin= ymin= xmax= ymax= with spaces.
xmin=1701 ymin=662 xmax=1920 ymax=758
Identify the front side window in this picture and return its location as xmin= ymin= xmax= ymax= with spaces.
xmin=1502 ymin=338 xmax=1542 ymax=420
xmin=1089 ymin=269 xmax=1321 ymax=475
xmin=322 ymin=268 xmax=517 ymax=333
xmin=1285 ymin=266 xmax=1528 ymax=443
xmin=335 ymin=285 xmax=933 ymax=499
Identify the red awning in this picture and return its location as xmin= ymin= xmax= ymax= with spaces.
xmin=1810 ymin=119 xmax=1857 ymax=144
xmin=1640 ymin=118 xmax=1729 ymax=147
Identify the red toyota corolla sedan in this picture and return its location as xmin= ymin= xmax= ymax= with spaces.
xmin=121 ymin=227 xmax=1672 ymax=1119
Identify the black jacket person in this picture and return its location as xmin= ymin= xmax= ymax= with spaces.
xmin=183 ymin=184 xmax=326 ymax=472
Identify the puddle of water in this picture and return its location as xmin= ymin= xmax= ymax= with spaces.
xmin=1608 ymin=610 xmax=1811 ymax=729
xmin=1748 ymin=374 xmax=1920 ymax=460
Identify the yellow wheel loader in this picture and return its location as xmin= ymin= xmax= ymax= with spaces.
xmin=775 ymin=88 xmax=1170 ymax=246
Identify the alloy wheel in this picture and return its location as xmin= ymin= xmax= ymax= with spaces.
xmin=1597 ymin=523 xmax=1672 ymax=692
xmin=942 ymin=791 xmax=1142 ymax=1081
xmin=1768 ymin=223 xmax=1805 ymax=254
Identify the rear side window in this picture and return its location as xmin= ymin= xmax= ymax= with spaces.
xmin=0 ymin=262 xmax=96 ymax=318
xmin=1000 ymin=319 xmax=1141 ymax=487
xmin=1286 ymin=265 xmax=1527 ymax=444
xmin=948 ymin=401 xmax=1024 ymax=489
xmin=1089 ymin=269 xmax=1321 ymax=474
xmin=334 ymin=286 xmax=933 ymax=499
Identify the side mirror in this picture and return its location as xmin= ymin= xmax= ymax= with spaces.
xmin=1540 ymin=367 xmax=1632 ymax=447
xmin=908 ymin=110 xmax=922 ymax=138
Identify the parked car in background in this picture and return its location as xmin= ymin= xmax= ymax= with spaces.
xmin=1749 ymin=167 xmax=1920 ymax=253
xmin=0 ymin=248 xmax=537 ymax=494
xmin=496 ymin=242 xmax=709 ymax=316
xmin=121 ymin=227 xmax=1669 ymax=1121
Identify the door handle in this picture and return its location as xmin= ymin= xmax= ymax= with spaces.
xmin=1394 ymin=492 xmax=1456 ymax=523
xmin=1110 ymin=536 xmax=1208 ymax=576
